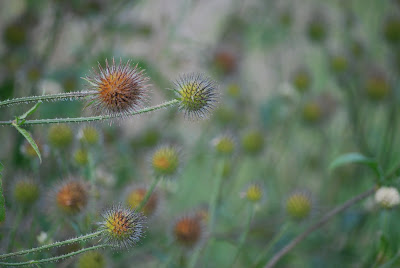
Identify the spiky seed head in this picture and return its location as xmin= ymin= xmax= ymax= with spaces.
xmin=48 ymin=124 xmax=73 ymax=149
xmin=74 ymin=149 xmax=89 ymax=166
xmin=151 ymin=146 xmax=180 ymax=177
xmin=173 ymin=73 xmax=219 ymax=119
xmin=286 ymin=192 xmax=312 ymax=220
xmin=173 ymin=215 xmax=203 ymax=248
xmin=77 ymin=251 xmax=106 ymax=268
xmin=99 ymin=204 xmax=146 ymax=249
xmin=384 ymin=16 xmax=400 ymax=45
xmin=84 ymin=58 xmax=150 ymax=116
xmin=292 ymin=69 xmax=311 ymax=93
xmin=79 ymin=126 xmax=100 ymax=145
xmin=55 ymin=180 xmax=88 ymax=214
xmin=243 ymin=183 xmax=263 ymax=203
xmin=212 ymin=134 xmax=235 ymax=156
xmin=241 ymin=130 xmax=264 ymax=155
xmin=375 ymin=186 xmax=400 ymax=209
xmin=14 ymin=180 xmax=39 ymax=206
xmin=126 ymin=187 xmax=158 ymax=217
xmin=365 ymin=72 xmax=391 ymax=100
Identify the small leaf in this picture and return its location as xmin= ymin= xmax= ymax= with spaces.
xmin=0 ymin=162 xmax=5 ymax=223
xmin=12 ymin=123 xmax=42 ymax=163
xmin=19 ymin=101 xmax=42 ymax=121
xmin=329 ymin=152 xmax=381 ymax=177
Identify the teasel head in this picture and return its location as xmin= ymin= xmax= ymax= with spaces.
xmin=84 ymin=58 xmax=150 ymax=116
xmin=241 ymin=129 xmax=265 ymax=155
xmin=99 ymin=204 xmax=146 ymax=249
xmin=212 ymin=133 xmax=236 ymax=157
xmin=285 ymin=190 xmax=313 ymax=221
xmin=173 ymin=213 xmax=205 ymax=249
xmin=173 ymin=73 xmax=219 ymax=119
xmin=77 ymin=250 xmax=106 ymax=268
xmin=52 ymin=179 xmax=89 ymax=215
xmin=13 ymin=178 xmax=40 ymax=208
xmin=74 ymin=148 xmax=89 ymax=166
xmin=307 ymin=13 xmax=328 ymax=43
xmin=364 ymin=70 xmax=391 ymax=101
xmin=241 ymin=182 xmax=264 ymax=203
xmin=21 ymin=139 xmax=48 ymax=159
xmin=48 ymin=124 xmax=73 ymax=149
xmin=78 ymin=125 xmax=101 ymax=146
xmin=125 ymin=186 xmax=159 ymax=217
xmin=291 ymin=68 xmax=312 ymax=93
xmin=151 ymin=145 xmax=181 ymax=178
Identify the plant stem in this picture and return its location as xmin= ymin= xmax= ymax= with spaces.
xmin=231 ymin=204 xmax=255 ymax=267
xmin=0 ymin=99 xmax=179 ymax=126
xmin=0 ymin=244 xmax=108 ymax=266
xmin=0 ymin=230 xmax=104 ymax=260
xmin=136 ymin=176 xmax=162 ymax=212
xmin=264 ymin=186 xmax=376 ymax=268
xmin=188 ymin=158 xmax=226 ymax=268
xmin=0 ymin=91 xmax=95 ymax=108
xmin=7 ymin=207 xmax=24 ymax=252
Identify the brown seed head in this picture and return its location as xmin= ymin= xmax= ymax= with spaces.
xmin=173 ymin=215 xmax=203 ymax=248
xmin=56 ymin=180 xmax=88 ymax=214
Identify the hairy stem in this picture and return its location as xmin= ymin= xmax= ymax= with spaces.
xmin=0 ymin=99 xmax=179 ymax=126
xmin=0 ymin=230 xmax=104 ymax=260
xmin=0 ymin=244 xmax=108 ymax=266
xmin=0 ymin=91 xmax=95 ymax=108
xmin=264 ymin=186 xmax=376 ymax=268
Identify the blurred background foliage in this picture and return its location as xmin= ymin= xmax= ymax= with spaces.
xmin=1 ymin=0 xmax=400 ymax=267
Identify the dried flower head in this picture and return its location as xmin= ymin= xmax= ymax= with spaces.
xmin=173 ymin=214 xmax=204 ymax=248
xmin=125 ymin=187 xmax=159 ymax=217
xmin=286 ymin=191 xmax=313 ymax=221
xmin=151 ymin=145 xmax=180 ymax=177
xmin=54 ymin=180 xmax=88 ymax=215
xmin=241 ymin=183 xmax=263 ymax=203
xmin=77 ymin=251 xmax=106 ymax=268
xmin=173 ymin=73 xmax=219 ymax=119
xmin=375 ymin=186 xmax=400 ymax=209
xmin=84 ymin=58 xmax=150 ymax=116
xmin=48 ymin=124 xmax=73 ymax=149
xmin=99 ymin=204 xmax=146 ymax=248
xmin=14 ymin=179 xmax=39 ymax=206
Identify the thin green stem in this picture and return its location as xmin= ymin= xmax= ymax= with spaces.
xmin=0 ymin=91 xmax=95 ymax=108
xmin=7 ymin=207 xmax=24 ymax=252
xmin=0 ymin=99 xmax=179 ymax=126
xmin=0 ymin=244 xmax=109 ymax=266
xmin=0 ymin=230 xmax=104 ymax=260
xmin=136 ymin=176 xmax=162 ymax=212
xmin=231 ymin=204 xmax=255 ymax=267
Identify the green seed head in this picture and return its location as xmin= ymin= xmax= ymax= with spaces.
xmin=365 ymin=72 xmax=391 ymax=101
xmin=74 ymin=149 xmax=89 ymax=166
xmin=77 ymin=251 xmax=106 ymax=268
xmin=48 ymin=124 xmax=73 ymax=149
xmin=152 ymin=146 xmax=180 ymax=177
xmin=292 ymin=69 xmax=311 ymax=93
xmin=330 ymin=55 xmax=348 ymax=73
xmin=302 ymin=101 xmax=322 ymax=123
xmin=286 ymin=192 xmax=312 ymax=220
xmin=79 ymin=126 xmax=100 ymax=145
xmin=241 ymin=130 xmax=264 ymax=155
xmin=213 ymin=135 xmax=235 ymax=156
xmin=307 ymin=16 xmax=328 ymax=42
xmin=14 ymin=180 xmax=40 ymax=206
xmin=243 ymin=183 xmax=263 ymax=203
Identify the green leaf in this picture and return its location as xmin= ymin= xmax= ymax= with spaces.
xmin=12 ymin=123 xmax=42 ymax=163
xmin=19 ymin=101 xmax=42 ymax=121
xmin=329 ymin=152 xmax=381 ymax=177
xmin=0 ymin=162 xmax=5 ymax=223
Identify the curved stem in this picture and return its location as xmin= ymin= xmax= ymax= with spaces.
xmin=0 ymin=91 xmax=95 ymax=108
xmin=0 ymin=230 xmax=104 ymax=260
xmin=0 ymin=99 xmax=179 ymax=126
xmin=264 ymin=186 xmax=376 ymax=268
xmin=0 ymin=244 xmax=109 ymax=266
xmin=136 ymin=175 xmax=162 ymax=212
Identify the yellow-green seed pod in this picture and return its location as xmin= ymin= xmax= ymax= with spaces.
xmin=241 ymin=130 xmax=264 ymax=155
xmin=213 ymin=135 xmax=235 ymax=156
xmin=77 ymin=251 xmax=105 ymax=268
xmin=152 ymin=146 xmax=180 ymax=177
xmin=292 ymin=69 xmax=311 ymax=93
xmin=14 ymin=180 xmax=39 ymax=206
xmin=286 ymin=192 xmax=312 ymax=220
xmin=79 ymin=126 xmax=99 ymax=145
xmin=74 ymin=149 xmax=89 ymax=166
xmin=48 ymin=124 xmax=73 ymax=149
xmin=243 ymin=183 xmax=263 ymax=203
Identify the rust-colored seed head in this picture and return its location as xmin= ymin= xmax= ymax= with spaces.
xmin=56 ymin=181 xmax=88 ymax=214
xmin=85 ymin=58 xmax=150 ymax=116
xmin=100 ymin=204 xmax=146 ymax=248
xmin=174 ymin=216 xmax=203 ymax=248
xmin=126 ymin=188 xmax=158 ymax=217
